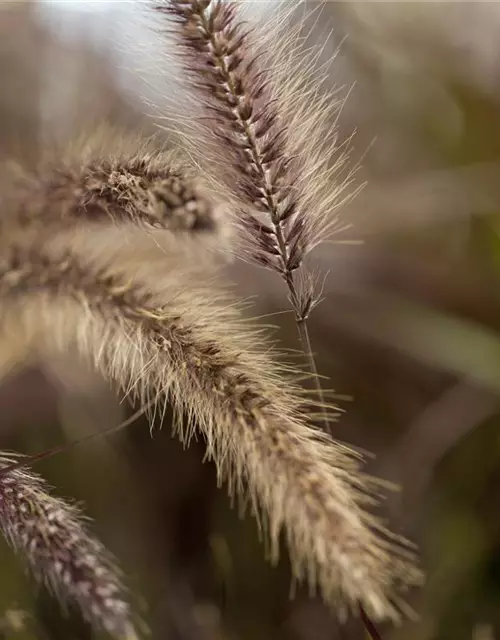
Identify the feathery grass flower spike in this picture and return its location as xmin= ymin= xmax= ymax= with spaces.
xmin=0 ymin=240 xmax=420 ymax=622
xmin=158 ymin=1 xmax=417 ymax=631
xmin=0 ymin=454 xmax=137 ymax=639
xmin=5 ymin=141 xmax=221 ymax=236
xmin=158 ymin=0 xmax=352 ymax=433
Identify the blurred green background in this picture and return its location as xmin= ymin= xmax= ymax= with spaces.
xmin=2 ymin=1 xmax=500 ymax=638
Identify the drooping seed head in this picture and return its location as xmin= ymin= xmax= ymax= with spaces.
xmin=2 ymin=127 xmax=226 ymax=240
xmin=0 ymin=241 xmax=422 ymax=622
xmin=0 ymin=454 xmax=137 ymax=639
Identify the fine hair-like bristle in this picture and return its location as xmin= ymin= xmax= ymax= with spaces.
xmin=0 ymin=453 xmax=137 ymax=639
xmin=0 ymin=241 xmax=421 ymax=622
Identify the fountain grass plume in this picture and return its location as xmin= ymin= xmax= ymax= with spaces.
xmin=0 ymin=239 xmax=421 ymax=622
xmin=0 ymin=453 xmax=137 ymax=639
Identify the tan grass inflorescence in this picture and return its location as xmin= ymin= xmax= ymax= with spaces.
xmin=0 ymin=454 xmax=137 ymax=639
xmin=10 ymin=156 xmax=215 ymax=233
xmin=158 ymin=0 xmax=356 ymax=441
xmin=0 ymin=241 xmax=420 ymax=621
xmin=2 ymin=131 xmax=223 ymax=236
xmin=0 ymin=2 xmax=422 ymax=632
xmin=160 ymin=0 xmax=351 ymax=318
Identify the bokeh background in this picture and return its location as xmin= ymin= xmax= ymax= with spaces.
xmin=2 ymin=1 xmax=500 ymax=638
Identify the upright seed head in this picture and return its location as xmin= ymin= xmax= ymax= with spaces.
xmin=160 ymin=0 xmax=353 ymax=316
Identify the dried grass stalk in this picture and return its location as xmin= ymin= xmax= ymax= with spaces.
xmin=0 ymin=453 xmax=137 ymax=639
xmin=0 ymin=242 xmax=420 ymax=621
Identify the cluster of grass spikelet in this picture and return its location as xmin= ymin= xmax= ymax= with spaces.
xmin=0 ymin=1 xmax=421 ymax=637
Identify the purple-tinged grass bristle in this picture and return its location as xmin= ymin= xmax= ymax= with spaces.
xmin=160 ymin=0 xmax=353 ymax=317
